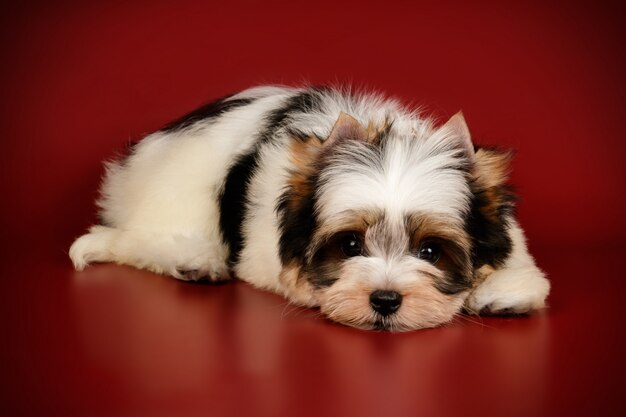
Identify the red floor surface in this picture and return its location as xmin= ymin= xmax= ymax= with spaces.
xmin=2 ymin=247 xmax=626 ymax=417
xmin=1 ymin=1 xmax=625 ymax=416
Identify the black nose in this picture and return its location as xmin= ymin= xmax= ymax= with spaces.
xmin=369 ymin=290 xmax=402 ymax=316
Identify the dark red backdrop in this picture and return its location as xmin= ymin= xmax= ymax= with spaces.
xmin=1 ymin=1 xmax=625 ymax=417
xmin=1 ymin=0 xmax=625 ymax=257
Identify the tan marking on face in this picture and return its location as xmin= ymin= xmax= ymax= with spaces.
xmin=392 ymin=279 xmax=467 ymax=330
xmin=406 ymin=213 xmax=471 ymax=253
xmin=318 ymin=264 xmax=466 ymax=331
xmin=279 ymin=263 xmax=319 ymax=307
xmin=405 ymin=213 xmax=473 ymax=291
xmin=315 ymin=209 xmax=382 ymax=240
xmin=307 ymin=209 xmax=384 ymax=262
xmin=310 ymin=212 xmax=472 ymax=289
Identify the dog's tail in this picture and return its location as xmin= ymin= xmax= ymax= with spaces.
xmin=69 ymin=226 xmax=230 ymax=281
xmin=69 ymin=226 xmax=188 ymax=277
xmin=69 ymin=225 xmax=120 ymax=271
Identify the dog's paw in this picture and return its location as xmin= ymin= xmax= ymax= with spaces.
xmin=174 ymin=266 xmax=232 ymax=282
xmin=465 ymin=265 xmax=550 ymax=315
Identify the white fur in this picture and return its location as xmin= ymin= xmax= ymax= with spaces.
xmin=466 ymin=220 xmax=550 ymax=314
xmin=317 ymin=133 xmax=471 ymax=226
xmin=69 ymin=225 xmax=228 ymax=280
xmin=235 ymin=141 xmax=293 ymax=293
xmin=70 ymin=90 xmax=295 ymax=279
xmin=70 ymin=85 xmax=549 ymax=331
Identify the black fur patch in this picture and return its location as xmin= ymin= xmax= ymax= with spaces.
xmin=466 ymin=185 xmax=516 ymax=268
xmin=161 ymin=95 xmax=254 ymax=132
xmin=218 ymin=150 xmax=261 ymax=266
xmin=259 ymin=87 xmax=327 ymax=143
xmin=276 ymin=174 xmax=319 ymax=265
xmin=434 ymin=270 xmax=473 ymax=295
xmin=430 ymin=239 xmax=474 ymax=295
xmin=219 ymin=89 xmax=326 ymax=266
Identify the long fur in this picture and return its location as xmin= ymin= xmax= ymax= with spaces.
xmin=70 ymin=85 xmax=550 ymax=331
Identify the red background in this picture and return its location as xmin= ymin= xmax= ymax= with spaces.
xmin=1 ymin=1 xmax=625 ymax=416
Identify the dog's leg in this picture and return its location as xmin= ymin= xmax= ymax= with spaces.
xmin=69 ymin=225 xmax=231 ymax=281
xmin=465 ymin=219 xmax=550 ymax=315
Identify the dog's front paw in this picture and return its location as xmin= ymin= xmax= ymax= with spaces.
xmin=465 ymin=265 xmax=550 ymax=315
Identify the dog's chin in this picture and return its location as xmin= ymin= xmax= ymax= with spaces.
xmin=350 ymin=318 xmax=416 ymax=332
xmin=321 ymin=312 xmax=456 ymax=332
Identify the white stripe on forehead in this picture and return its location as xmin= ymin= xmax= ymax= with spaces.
xmin=316 ymin=134 xmax=471 ymax=224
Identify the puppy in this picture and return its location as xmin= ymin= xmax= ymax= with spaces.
xmin=70 ymin=85 xmax=550 ymax=331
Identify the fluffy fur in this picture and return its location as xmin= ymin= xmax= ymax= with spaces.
xmin=70 ymin=85 xmax=550 ymax=331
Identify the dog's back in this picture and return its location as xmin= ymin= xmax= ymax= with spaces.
xmin=69 ymin=85 xmax=405 ymax=286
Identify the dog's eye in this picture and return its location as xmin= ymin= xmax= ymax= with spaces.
xmin=340 ymin=234 xmax=363 ymax=257
xmin=418 ymin=241 xmax=441 ymax=264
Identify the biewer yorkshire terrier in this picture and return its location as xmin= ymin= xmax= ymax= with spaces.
xmin=70 ymin=85 xmax=550 ymax=331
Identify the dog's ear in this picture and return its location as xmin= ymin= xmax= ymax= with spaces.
xmin=278 ymin=113 xmax=368 ymax=266
xmin=468 ymin=147 xmax=516 ymax=268
xmin=473 ymin=147 xmax=515 ymax=189
xmin=324 ymin=112 xmax=369 ymax=147
xmin=438 ymin=112 xmax=475 ymax=161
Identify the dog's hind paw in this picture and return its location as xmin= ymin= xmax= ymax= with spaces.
xmin=174 ymin=266 xmax=232 ymax=282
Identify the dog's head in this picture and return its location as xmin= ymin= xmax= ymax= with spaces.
xmin=278 ymin=112 xmax=514 ymax=331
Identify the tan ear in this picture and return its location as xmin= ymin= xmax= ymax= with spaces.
xmin=473 ymin=147 xmax=515 ymax=189
xmin=470 ymin=147 xmax=516 ymax=258
xmin=325 ymin=112 xmax=369 ymax=147
xmin=441 ymin=112 xmax=475 ymax=160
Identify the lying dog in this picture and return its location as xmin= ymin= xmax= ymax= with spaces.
xmin=70 ymin=85 xmax=550 ymax=331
